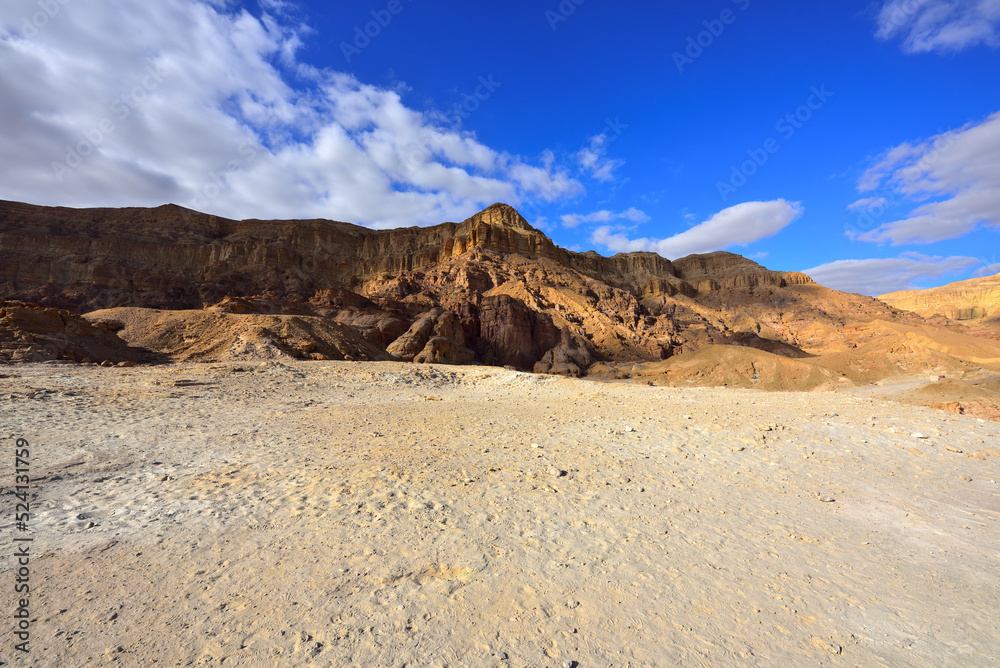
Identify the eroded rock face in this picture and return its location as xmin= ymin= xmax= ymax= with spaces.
xmin=476 ymin=295 xmax=560 ymax=369
xmin=533 ymin=329 xmax=594 ymax=377
xmin=880 ymin=273 xmax=1000 ymax=323
xmin=387 ymin=309 xmax=474 ymax=365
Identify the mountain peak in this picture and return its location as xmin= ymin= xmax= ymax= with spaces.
xmin=463 ymin=203 xmax=534 ymax=231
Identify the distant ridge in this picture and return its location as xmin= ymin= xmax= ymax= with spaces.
xmin=880 ymin=273 xmax=1000 ymax=323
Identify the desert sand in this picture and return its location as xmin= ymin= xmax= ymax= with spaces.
xmin=2 ymin=360 xmax=999 ymax=667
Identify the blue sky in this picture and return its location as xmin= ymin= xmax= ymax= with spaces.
xmin=1 ymin=0 xmax=999 ymax=294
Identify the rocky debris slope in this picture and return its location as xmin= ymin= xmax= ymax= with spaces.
xmin=880 ymin=273 xmax=1000 ymax=323
xmin=0 ymin=301 xmax=151 ymax=365
xmin=83 ymin=306 xmax=392 ymax=363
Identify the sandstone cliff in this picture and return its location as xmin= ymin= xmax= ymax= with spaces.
xmin=880 ymin=274 xmax=1000 ymax=323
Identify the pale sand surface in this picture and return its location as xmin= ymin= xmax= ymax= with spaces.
xmin=1 ymin=361 xmax=999 ymax=667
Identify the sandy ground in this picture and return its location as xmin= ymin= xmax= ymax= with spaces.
xmin=1 ymin=361 xmax=999 ymax=667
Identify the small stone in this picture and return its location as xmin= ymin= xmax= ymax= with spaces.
xmin=818 ymin=495 xmax=836 ymax=503
xmin=945 ymin=445 xmax=963 ymax=453
xmin=625 ymin=425 xmax=634 ymax=432
xmin=495 ymin=651 xmax=508 ymax=660
xmin=913 ymin=433 xmax=929 ymax=439
xmin=566 ymin=599 xmax=580 ymax=609
xmin=683 ymin=415 xmax=692 ymax=420
xmin=563 ymin=661 xmax=578 ymax=668
xmin=962 ymin=476 xmax=972 ymax=482
xmin=548 ymin=467 xmax=568 ymax=477
xmin=759 ymin=425 xmax=773 ymax=432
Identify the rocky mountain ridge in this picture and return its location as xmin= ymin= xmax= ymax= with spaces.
xmin=1 ymin=200 xmax=917 ymax=374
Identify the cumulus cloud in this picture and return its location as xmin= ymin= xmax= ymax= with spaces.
xmin=875 ymin=0 xmax=1000 ymax=53
xmin=851 ymin=111 xmax=1000 ymax=244
xmin=804 ymin=253 xmax=979 ymax=295
xmin=590 ymin=200 xmax=802 ymax=259
xmin=0 ymin=0 xmax=582 ymax=227
xmin=576 ymin=134 xmax=624 ymax=183
xmin=561 ymin=207 xmax=649 ymax=228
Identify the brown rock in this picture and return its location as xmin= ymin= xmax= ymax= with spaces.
xmin=0 ymin=301 xmax=149 ymax=365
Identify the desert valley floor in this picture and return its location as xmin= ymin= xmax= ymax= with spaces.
xmin=1 ymin=360 xmax=998 ymax=667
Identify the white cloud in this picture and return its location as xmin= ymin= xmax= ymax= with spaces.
xmin=846 ymin=196 xmax=888 ymax=210
xmin=804 ymin=253 xmax=979 ymax=295
xmin=0 ymin=0 xmax=582 ymax=227
xmin=576 ymin=134 xmax=624 ymax=182
xmin=851 ymin=111 xmax=1000 ymax=244
xmin=875 ymin=0 xmax=1000 ymax=53
xmin=561 ymin=207 xmax=649 ymax=228
xmin=974 ymin=261 xmax=1000 ymax=277
xmin=590 ymin=200 xmax=803 ymax=259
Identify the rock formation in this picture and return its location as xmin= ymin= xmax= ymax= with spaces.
xmin=880 ymin=273 xmax=1000 ymax=323
xmin=0 ymin=199 xmax=925 ymax=373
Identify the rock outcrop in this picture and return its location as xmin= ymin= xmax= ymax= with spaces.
xmin=880 ymin=273 xmax=1000 ymax=323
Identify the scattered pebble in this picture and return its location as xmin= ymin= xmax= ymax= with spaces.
xmin=566 ymin=599 xmax=580 ymax=609
xmin=495 ymin=651 xmax=508 ymax=660
xmin=818 ymin=495 xmax=836 ymax=503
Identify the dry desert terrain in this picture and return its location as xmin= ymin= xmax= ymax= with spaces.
xmin=1 ymin=361 xmax=999 ymax=667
